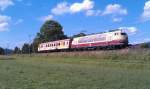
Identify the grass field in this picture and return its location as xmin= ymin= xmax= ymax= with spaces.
xmin=0 ymin=49 xmax=150 ymax=89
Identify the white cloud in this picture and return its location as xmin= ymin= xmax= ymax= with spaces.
xmin=102 ymin=4 xmax=127 ymax=22
xmin=142 ymin=0 xmax=150 ymax=21
xmin=103 ymin=4 xmax=127 ymax=16
xmin=0 ymin=15 xmax=11 ymax=32
xmin=143 ymin=38 xmax=150 ymax=42
xmin=40 ymin=15 xmax=53 ymax=21
xmin=51 ymin=2 xmax=70 ymax=15
xmin=86 ymin=10 xmax=101 ymax=16
xmin=51 ymin=0 xmax=94 ymax=15
xmin=113 ymin=17 xmax=122 ymax=22
xmin=0 ymin=0 xmax=14 ymax=11
xmin=133 ymin=38 xmax=150 ymax=44
xmin=49 ymin=1 xmax=128 ymax=21
xmin=70 ymin=0 xmax=94 ymax=13
xmin=14 ymin=19 xmax=23 ymax=25
xmin=119 ymin=27 xmax=138 ymax=35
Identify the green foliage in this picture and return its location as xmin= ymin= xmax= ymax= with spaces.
xmin=32 ymin=36 xmax=42 ymax=53
xmin=140 ymin=43 xmax=150 ymax=48
xmin=21 ymin=43 xmax=30 ymax=54
xmin=40 ymin=20 xmax=67 ymax=42
xmin=29 ymin=43 xmax=35 ymax=53
xmin=0 ymin=47 xmax=4 ymax=55
xmin=72 ymin=32 xmax=86 ymax=38
xmin=13 ymin=46 xmax=21 ymax=54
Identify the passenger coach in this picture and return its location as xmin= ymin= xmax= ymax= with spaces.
xmin=38 ymin=39 xmax=71 ymax=52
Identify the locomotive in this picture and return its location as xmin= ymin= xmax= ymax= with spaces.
xmin=38 ymin=29 xmax=128 ymax=52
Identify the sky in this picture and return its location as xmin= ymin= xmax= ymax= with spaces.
xmin=0 ymin=0 xmax=150 ymax=49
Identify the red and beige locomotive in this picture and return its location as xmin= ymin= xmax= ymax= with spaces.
xmin=38 ymin=29 xmax=128 ymax=52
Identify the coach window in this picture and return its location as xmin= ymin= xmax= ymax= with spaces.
xmin=63 ymin=42 xmax=65 ymax=45
xmin=57 ymin=43 xmax=59 ymax=46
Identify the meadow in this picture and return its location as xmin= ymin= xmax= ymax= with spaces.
xmin=0 ymin=49 xmax=150 ymax=89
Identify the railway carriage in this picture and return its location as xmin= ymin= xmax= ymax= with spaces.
xmin=38 ymin=39 xmax=71 ymax=52
xmin=71 ymin=30 xmax=128 ymax=49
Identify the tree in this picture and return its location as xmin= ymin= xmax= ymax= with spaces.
xmin=13 ymin=47 xmax=21 ymax=54
xmin=40 ymin=20 xmax=67 ymax=42
xmin=140 ymin=43 xmax=149 ymax=48
xmin=32 ymin=20 xmax=68 ymax=52
xmin=72 ymin=32 xmax=86 ymax=38
xmin=29 ymin=43 xmax=35 ymax=53
xmin=0 ymin=47 xmax=4 ymax=55
xmin=32 ymin=38 xmax=41 ymax=53
xmin=22 ymin=43 xmax=30 ymax=54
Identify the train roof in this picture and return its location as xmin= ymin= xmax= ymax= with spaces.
xmin=78 ymin=29 xmax=123 ymax=37
xmin=39 ymin=39 xmax=70 ymax=45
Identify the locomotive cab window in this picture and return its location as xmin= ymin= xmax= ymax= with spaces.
xmin=115 ymin=33 xmax=119 ymax=35
xmin=121 ymin=33 xmax=126 ymax=35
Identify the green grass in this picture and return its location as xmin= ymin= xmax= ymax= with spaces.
xmin=0 ymin=49 xmax=150 ymax=89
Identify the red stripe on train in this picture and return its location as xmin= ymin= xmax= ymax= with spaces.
xmin=71 ymin=40 xmax=125 ymax=48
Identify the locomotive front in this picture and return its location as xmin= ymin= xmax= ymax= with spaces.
xmin=110 ymin=30 xmax=128 ymax=47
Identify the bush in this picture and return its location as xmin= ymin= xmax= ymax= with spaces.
xmin=140 ymin=43 xmax=149 ymax=48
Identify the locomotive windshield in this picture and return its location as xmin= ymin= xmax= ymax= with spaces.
xmin=121 ymin=33 xmax=127 ymax=35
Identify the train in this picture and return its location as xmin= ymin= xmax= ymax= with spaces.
xmin=38 ymin=29 xmax=128 ymax=52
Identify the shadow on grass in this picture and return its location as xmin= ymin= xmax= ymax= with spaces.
xmin=0 ymin=57 xmax=16 ymax=60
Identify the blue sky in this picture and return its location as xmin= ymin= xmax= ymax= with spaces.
xmin=0 ymin=0 xmax=150 ymax=49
